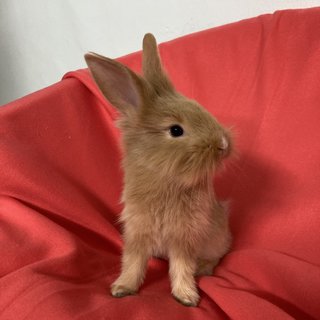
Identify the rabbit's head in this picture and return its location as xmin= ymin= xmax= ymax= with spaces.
xmin=85 ymin=34 xmax=232 ymax=187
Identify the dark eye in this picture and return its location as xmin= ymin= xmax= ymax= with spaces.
xmin=169 ymin=125 xmax=184 ymax=137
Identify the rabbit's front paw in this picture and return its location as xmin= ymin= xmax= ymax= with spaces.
xmin=172 ymin=287 xmax=200 ymax=307
xmin=110 ymin=283 xmax=137 ymax=298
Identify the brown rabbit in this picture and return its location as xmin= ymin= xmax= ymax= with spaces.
xmin=85 ymin=33 xmax=232 ymax=307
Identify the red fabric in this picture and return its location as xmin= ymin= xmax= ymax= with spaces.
xmin=1 ymin=7 xmax=320 ymax=320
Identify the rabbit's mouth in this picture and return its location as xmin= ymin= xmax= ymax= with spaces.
xmin=195 ymin=140 xmax=231 ymax=175
xmin=176 ymin=149 xmax=217 ymax=185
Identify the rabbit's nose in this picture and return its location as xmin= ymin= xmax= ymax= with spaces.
xmin=217 ymin=136 xmax=229 ymax=157
xmin=218 ymin=136 xmax=228 ymax=150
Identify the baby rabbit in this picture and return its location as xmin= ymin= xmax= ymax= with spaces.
xmin=85 ymin=33 xmax=232 ymax=307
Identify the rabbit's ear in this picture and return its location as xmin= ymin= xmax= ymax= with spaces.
xmin=142 ymin=33 xmax=174 ymax=94
xmin=85 ymin=52 xmax=145 ymax=114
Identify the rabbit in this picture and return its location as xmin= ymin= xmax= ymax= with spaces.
xmin=84 ymin=33 xmax=232 ymax=307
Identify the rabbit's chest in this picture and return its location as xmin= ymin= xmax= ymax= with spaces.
xmin=148 ymin=200 xmax=213 ymax=257
xmin=122 ymin=186 xmax=215 ymax=255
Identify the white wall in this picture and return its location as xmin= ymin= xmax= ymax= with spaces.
xmin=1 ymin=0 xmax=320 ymax=105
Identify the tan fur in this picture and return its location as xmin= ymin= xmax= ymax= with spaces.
xmin=85 ymin=33 xmax=232 ymax=307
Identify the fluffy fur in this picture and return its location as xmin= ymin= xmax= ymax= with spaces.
xmin=85 ymin=33 xmax=232 ymax=307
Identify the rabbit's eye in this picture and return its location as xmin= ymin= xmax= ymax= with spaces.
xmin=169 ymin=125 xmax=184 ymax=137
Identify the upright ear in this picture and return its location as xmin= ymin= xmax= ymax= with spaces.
xmin=85 ymin=52 xmax=144 ymax=115
xmin=142 ymin=33 xmax=175 ymax=94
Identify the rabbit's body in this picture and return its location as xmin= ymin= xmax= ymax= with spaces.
xmin=121 ymin=176 xmax=230 ymax=262
xmin=85 ymin=33 xmax=232 ymax=306
xmin=118 ymin=180 xmax=231 ymax=306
